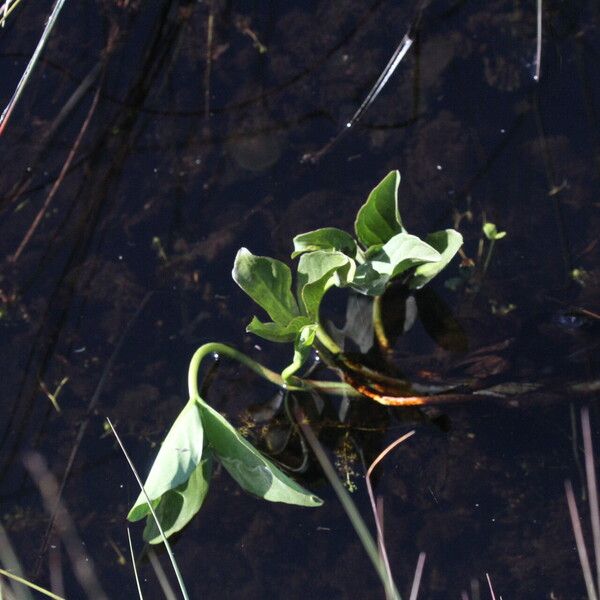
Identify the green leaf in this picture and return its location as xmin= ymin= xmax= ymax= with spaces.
xmin=354 ymin=171 xmax=403 ymax=247
xmin=351 ymin=232 xmax=441 ymax=296
xmin=483 ymin=222 xmax=506 ymax=241
xmin=297 ymin=250 xmax=356 ymax=320
xmin=292 ymin=228 xmax=358 ymax=259
xmin=246 ymin=315 xmax=313 ymax=343
xmin=232 ymin=248 xmax=300 ymax=326
xmin=143 ymin=454 xmax=213 ymax=544
xmin=349 ymin=262 xmax=388 ymax=296
xmin=128 ymin=399 xmax=204 ymax=523
xmin=198 ymin=398 xmax=322 ymax=507
xmin=408 ymin=229 xmax=463 ymax=289
xmin=281 ymin=324 xmax=317 ymax=380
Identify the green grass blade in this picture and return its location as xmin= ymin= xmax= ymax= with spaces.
xmin=107 ymin=419 xmax=189 ymax=600
xmin=0 ymin=569 xmax=64 ymax=600
xmin=296 ymin=409 xmax=401 ymax=600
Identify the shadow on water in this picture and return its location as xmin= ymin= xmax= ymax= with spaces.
xmin=0 ymin=0 xmax=598 ymax=598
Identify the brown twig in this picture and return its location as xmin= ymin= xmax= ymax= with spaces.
xmin=38 ymin=293 xmax=151 ymax=560
xmin=10 ymin=85 xmax=101 ymax=262
xmin=204 ymin=0 xmax=214 ymax=121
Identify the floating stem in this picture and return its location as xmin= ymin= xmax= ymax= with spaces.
xmin=187 ymin=342 xmax=358 ymax=402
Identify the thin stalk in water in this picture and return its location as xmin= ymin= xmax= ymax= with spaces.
xmin=187 ymin=342 xmax=358 ymax=402
xmin=296 ymin=408 xmax=401 ymax=600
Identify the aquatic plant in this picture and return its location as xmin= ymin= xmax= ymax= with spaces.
xmin=482 ymin=221 xmax=507 ymax=275
xmin=127 ymin=170 xmax=463 ymax=543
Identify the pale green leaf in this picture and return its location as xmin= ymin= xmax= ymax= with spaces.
xmin=483 ymin=222 xmax=506 ymax=241
xmin=350 ymin=262 xmax=389 ymax=296
xmin=246 ymin=315 xmax=313 ymax=343
xmin=354 ymin=171 xmax=403 ymax=248
xmin=143 ymin=454 xmax=212 ymax=544
xmin=292 ymin=228 xmax=357 ymax=259
xmin=232 ymin=248 xmax=300 ymax=326
xmin=198 ymin=399 xmax=322 ymax=507
xmin=351 ymin=232 xmax=441 ymax=295
xmin=409 ymin=229 xmax=463 ymax=289
xmin=128 ymin=400 xmax=204 ymax=522
xmin=297 ymin=250 xmax=356 ymax=319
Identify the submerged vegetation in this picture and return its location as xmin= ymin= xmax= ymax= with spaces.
xmin=129 ymin=170 xmax=463 ymax=543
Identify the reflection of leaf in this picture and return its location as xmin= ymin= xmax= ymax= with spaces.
xmin=378 ymin=285 xmax=417 ymax=347
xmin=355 ymin=171 xmax=403 ymax=247
xmin=128 ymin=400 xmax=204 ymax=523
xmin=198 ymin=399 xmax=322 ymax=507
xmin=416 ymin=288 xmax=468 ymax=352
xmin=292 ymin=228 xmax=357 ymax=259
xmin=143 ymin=454 xmax=212 ymax=544
xmin=409 ymin=230 xmax=463 ymax=289
xmin=246 ymin=315 xmax=313 ymax=343
xmin=329 ymin=293 xmax=374 ymax=353
xmin=232 ymin=248 xmax=300 ymax=326
xmin=297 ymin=250 xmax=355 ymax=319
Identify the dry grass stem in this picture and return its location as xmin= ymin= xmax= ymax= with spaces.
xmin=0 ymin=0 xmax=68 ymax=136
xmin=408 ymin=552 xmax=426 ymax=600
xmin=22 ymin=452 xmax=108 ymax=600
xmin=107 ymin=418 xmax=189 ymax=600
xmin=127 ymin=529 xmax=144 ymax=600
xmin=565 ymin=479 xmax=598 ymax=600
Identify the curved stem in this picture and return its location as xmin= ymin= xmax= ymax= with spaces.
xmin=187 ymin=342 xmax=358 ymax=401
xmin=372 ymin=296 xmax=391 ymax=352
xmin=314 ymin=321 xmax=414 ymax=395
xmin=315 ymin=324 xmax=343 ymax=355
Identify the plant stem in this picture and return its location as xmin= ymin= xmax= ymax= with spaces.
xmin=296 ymin=410 xmax=401 ymax=600
xmin=482 ymin=238 xmax=495 ymax=277
xmin=187 ymin=342 xmax=358 ymax=401
xmin=315 ymin=324 xmax=343 ymax=355
xmin=372 ymin=296 xmax=391 ymax=352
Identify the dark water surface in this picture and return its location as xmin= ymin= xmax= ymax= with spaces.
xmin=0 ymin=1 xmax=599 ymax=598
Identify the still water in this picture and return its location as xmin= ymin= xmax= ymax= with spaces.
xmin=0 ymin=1 xmax=599 ymax=598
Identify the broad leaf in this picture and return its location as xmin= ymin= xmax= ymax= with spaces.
xmin=297 ymin=250 xmax=356 ymax=320
xmin=354 ymin=171 xmax=403 ymax=247
xmin=351 ymin=232 xmax=441 ymax=295
xmin=349 ymin=262 xmax=389 ymax=297
xmin=409 ymin=229 xmax=463 ymax=289
xmin=281 ymin=324 xmax=317 ymax=380
xmin=232 ymin=248 xmax=300 ymax=326
xmin=292 ymin=228 xmax=357 ymax=259
xmin=246 ymin=315 xmax=313 ymax=343
xmin=128 ymin=399 xmax=204 ymax=522
xmin=143 ymin=454 xmax=213 ymax=544
xmin=198 ymin=398 xmax=322 ymax=507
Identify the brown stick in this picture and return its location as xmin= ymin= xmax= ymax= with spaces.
xmin=10 ymin=85 xmax=101 ymax=262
